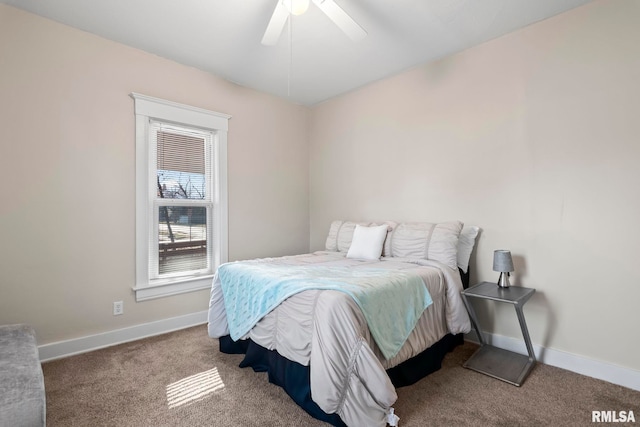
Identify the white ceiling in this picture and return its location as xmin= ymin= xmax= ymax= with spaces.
xmin=1 ymin=0 xmax=594 ymax=106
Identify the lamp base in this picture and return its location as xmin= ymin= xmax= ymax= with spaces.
xmin=497 ymin=272 xmax=511 ymax=288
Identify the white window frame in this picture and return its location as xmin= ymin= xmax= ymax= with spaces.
xmin=131 ymin=93 xmax=230 ymax=301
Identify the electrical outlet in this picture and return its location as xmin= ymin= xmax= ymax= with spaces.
xmin=113 ymin=301 xmax=124 ymax=316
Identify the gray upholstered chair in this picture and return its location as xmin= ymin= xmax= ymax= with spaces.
xmin=0 ymin=324 xmax=46 ymax=426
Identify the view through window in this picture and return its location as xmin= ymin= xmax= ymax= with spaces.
xmin=153 ymin=124 xmax=213 ymax=278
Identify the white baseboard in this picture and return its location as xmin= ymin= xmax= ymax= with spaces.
xmin=37 ymin=313 xmax=640 ymax=393
xmin=465 ymin=330 xmax=640 ymax=392
xmin=38 ymin=310 xmax=208 ymax=362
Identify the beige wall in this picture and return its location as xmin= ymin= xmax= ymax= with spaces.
xmin=309 ymin=0 xmax=640 ymax=372
xmin=0 ymin=5 xmax=309 ymax=344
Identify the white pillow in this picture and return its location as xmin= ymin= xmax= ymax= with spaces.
xmin=457 ymin=226 xmax=480 ymax=274
xmin=325 ymin=220 xmax=344 ymax=252
xmin=346 ymin=224 xmax=388 ymax=260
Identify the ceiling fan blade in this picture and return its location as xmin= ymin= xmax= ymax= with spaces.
xmin=312 ymin=0 xmax=366 ymax=42
xmin=261 ymin=1 xmax=290 ymax=46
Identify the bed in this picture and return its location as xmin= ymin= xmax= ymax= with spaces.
xmin=208 ymin=220 xmax=479 ymax=427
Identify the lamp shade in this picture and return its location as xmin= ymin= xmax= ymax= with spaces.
xmin=493 ymin=250 xmax=514 ymax=272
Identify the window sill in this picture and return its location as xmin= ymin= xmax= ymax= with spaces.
xmin=133 ymin=275 xmax=214 ymax=301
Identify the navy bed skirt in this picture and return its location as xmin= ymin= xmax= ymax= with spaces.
xmin=219 ymin=333 xmax=463 ymax=426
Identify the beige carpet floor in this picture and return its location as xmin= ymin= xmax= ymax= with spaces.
xmin=42 ymin=325 xmax=640 ymax=426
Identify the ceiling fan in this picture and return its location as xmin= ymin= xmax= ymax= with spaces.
xmin=261 ymin=0 xmax=367 ymax=46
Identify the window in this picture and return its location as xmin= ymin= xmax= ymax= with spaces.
xmin=131 ymin=93 xmax=230 ymax=301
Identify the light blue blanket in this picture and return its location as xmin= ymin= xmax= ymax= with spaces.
xmin=217 ymin=262 xmax=432 ymax=360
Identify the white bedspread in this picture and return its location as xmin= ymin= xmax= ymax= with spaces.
xmin=208 ymin=251 xmax=470 ymax=427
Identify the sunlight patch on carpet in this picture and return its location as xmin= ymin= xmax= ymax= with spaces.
xmin=166 ymin=367 xmax=225 ymax=408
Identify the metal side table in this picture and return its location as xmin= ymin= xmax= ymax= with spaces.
xmin=461 ymin=281 xmax=536 ymax=386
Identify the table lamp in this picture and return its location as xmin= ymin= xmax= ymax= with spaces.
xmin=493 ymin=250 xmax=514 ymax=288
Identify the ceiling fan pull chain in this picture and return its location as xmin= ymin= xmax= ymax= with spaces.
xmin=287 ymin=11 xmax=292 ymax=97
